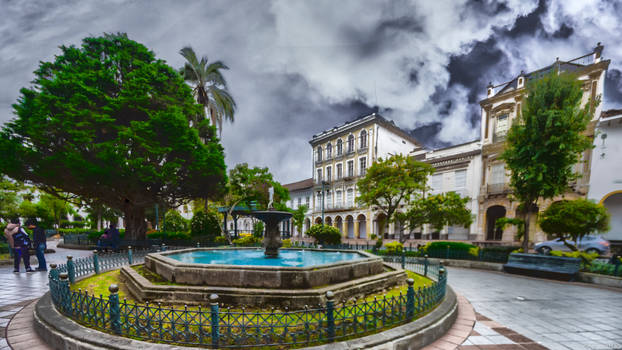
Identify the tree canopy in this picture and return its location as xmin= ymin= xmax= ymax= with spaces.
xmin=538 ymin=199 xmax=610 ymax=250
xmin=0 ymin=34 xmax=227 ymax=239
xmin=357 ymin=154 xmax=434 ymax=240
xmin=501 ymin=71 xmax=595 ymax=251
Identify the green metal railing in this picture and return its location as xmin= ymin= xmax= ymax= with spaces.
xmin=48 ymin=249 xmax=447 ymax=348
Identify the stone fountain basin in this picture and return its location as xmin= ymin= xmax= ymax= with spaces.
xmin=144 ymin=247 xmax=385 ymax=289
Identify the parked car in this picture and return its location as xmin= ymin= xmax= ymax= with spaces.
xmin=535 ymin=235 xmax=610 ymax=255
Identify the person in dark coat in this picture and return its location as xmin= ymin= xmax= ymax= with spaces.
xmin=98 ymin=222 xmax=120 ymax=251
xmin=27 ymin=219 xmax=47 ymax=271
xmin=9 ymin=218 xmax=33 ymax=273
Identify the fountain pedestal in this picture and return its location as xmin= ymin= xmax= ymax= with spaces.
xmin=249 ymin=210 xmax=292 ymax=258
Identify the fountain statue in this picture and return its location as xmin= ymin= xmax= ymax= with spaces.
xmin=249 ymin=186 xmax=292 ymax=258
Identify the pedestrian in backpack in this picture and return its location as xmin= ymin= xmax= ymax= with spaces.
xmin=28 ymin=219 xmax=47 ymax=271
xmin=6 ymin=218 xmax=33 ymax=273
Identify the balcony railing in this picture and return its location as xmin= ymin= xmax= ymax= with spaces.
xmin=487 ymin=183 xmax=509 ymax=194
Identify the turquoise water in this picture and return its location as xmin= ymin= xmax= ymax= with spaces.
xmin=167 ymin=249 xmax=365 ymax=267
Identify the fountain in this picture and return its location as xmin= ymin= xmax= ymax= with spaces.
xmin=249 ymin=187 xmax=292 ymax=257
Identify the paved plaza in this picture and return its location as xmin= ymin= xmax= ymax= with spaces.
xmin=448 ymin=267 xmax=622 ymax=350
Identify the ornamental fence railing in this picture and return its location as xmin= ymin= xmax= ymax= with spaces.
xmin=48 ymin=248 xmax=447 ymax=348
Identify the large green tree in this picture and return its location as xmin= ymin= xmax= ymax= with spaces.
xmin=538 ymin=199 xmax=610 ymax=251
xmin=180 ymin=46 xmax=236 ymax=137
xmin=0 ymin=178 xmax=24 ymax=221
xmin=357 ymin=154 xmax=434 ymax=241
xmin=501 ymin=72 xmax=595 ymax=252
xmin=0 ymin=34 xmax=227 ymax=240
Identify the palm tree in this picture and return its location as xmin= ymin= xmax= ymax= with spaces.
xmin=179 ymin=46 xmax=236 ymax=137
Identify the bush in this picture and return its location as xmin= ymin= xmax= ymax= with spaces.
xmin=190 ymin=210 xmax=220 ymax=238
xmin=550 ymin=250 xmax=599 ymax=266
xmin=385 ymin=241 xmax=403 ymax=254
xmin=307 ymin=224 xmax=341 ymax=245
xmin=60 ymin=220 xmax=87 ymax=228
xmin=232 ymin=235 xmax=262 ymax=246
xmin=59 ymin=228 xmax=95 ymax=235
xmin=253 ymin=221 xmax=265 ymax=238
xmin=163 ymin=210 xmax=188 ymax=232
xmin=147 ymin=231 xmax=191 ymax=241
xmin=214 ymin=236 xmax=228 ymax=244
xmin=282 ymin=239 xmax=292 ymax=248
xmin=374 ymin=238 xmax=383 ymax=250
xmin=423 ymin=241 xmax=479 ymax=259
xmin=0 ymin=243 xmax=9 ymax=254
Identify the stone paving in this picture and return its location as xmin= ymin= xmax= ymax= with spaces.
xmin=447 ymin=267 xmax=622 ymax=350
xmin=0 ymin=239 xmax=91 ymax=350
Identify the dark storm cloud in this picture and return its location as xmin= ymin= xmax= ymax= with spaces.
xmin=2 ymin=0 xmax=622 ymax=182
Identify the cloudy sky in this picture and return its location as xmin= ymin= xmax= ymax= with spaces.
xmin=1 ymin=0 xmax=622 ymax=184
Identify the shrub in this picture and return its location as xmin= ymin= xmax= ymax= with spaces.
xmin=214 ymin=236 xmax=228 ymax=244
xmin=147 ymin=231 xmax=191 ymax=241
xmin=60 ymin=220 xmax=87 ymax=228
xmin=306 ymin=224 xmax=341 ymax=245
xmin=232 ymin=235 xmax=262 ymax=246
xmin=190 ymin=210 xmax=220 ymax=238
xmin=375 ymin=238 xmax=383 ymax=250
xmin=282 ymin=239 xmax=292 ymax=248
xmin=385 ymin=241 xmax=403 ymax=254
xmin=0 ymin=243 xmax=9 ymax=254
xmin=163 ymin=210 xmax=188 ymax=232
xmin=253 ymin=221 xmax=265 ymax=238
xmin=550 ymin=250 xmax=598 ymax=266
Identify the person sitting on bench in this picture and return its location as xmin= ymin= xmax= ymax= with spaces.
xmin=97 ymin=222 xmax=120 ymax=251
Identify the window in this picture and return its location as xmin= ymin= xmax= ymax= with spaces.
xmin=337 ymin=139 xmax=343 ymax=155
xmin=326 ymin=166 xmax=332 ymax=182
xmin=455 ymin=170 xmax=466 ymax=189
xmin=316 ymin=146 xmax=323 ymax=161
xmin=359 ymin=157 xmax=367 ymax=176
xmin=490 ymin=164 xmax=505 ymax=184
xmin=326 ymin=143 xmax=332 ymax=159
xmin=336 ymin=190 xmax=342 ymax=208
xmin=306 ymin=196 xmax=310 ymax=207
xmin=431 ymin=174 xmax=442 ymax=192
xmin=495 ymin=114 xmax=509 ymax=137
xmin=297 ymin=198 xmax=301 ymax=208
xmin=360 ymin=130 xmax=367 ymax=149
xmin=316 ymin=192 xmax=322 ymax=210
xmin=317 ymin=169 xmax=322 ymax=182
xmin=346 ymin=188 xmax=354 ymax=207
xmin=347 ymin=160 xmax=354 ymax=177
xmin=326 ymin=191 xmax=332 ymax=209
xmin=336 ymin=163 xmax=343 ymax=179
xmin=347 ymin=134 xmax=355 ymax=153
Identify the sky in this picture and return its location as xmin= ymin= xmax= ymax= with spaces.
xmin=1 ymin=0 xmax=622 ymax=184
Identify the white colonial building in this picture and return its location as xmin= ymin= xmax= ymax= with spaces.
xmin=588 ymin=109 xmax=622 ymax=243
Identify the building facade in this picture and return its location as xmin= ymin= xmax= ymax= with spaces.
xmin=588 ymin=109 xmax=622 ymax=243
xmin=307 ymin=113 xmax=421 ymax=240
xmin=284 ymin=178 xmax=314 ymax=237
xmin=477 ymin=44 xmax=609 ymax=243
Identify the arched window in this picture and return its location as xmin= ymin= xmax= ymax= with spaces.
xmin=317 ymin=146 xmax=322 ymax=161
xmin=337 ymin=139 xmax=343 ymax=155
xmin=347 ymin=134 xmax=355 ymax=153
xmin=360 ymin=130 xmax=367 ymax=149
xmin=326 ymin=143 xmax=332 ymax=159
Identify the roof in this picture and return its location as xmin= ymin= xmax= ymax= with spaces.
xmin=283 ymin=178 xmax=314 ymax=192
xmin=601 ymin=109 xmax=622 ymax=119
xmin=310 ymin=112 xmax=422 ymax=147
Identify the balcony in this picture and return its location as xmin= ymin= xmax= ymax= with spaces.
xmin=487 ymin=183 xmax=510 ymax=194
xmin=358 ymin=145 xmax=368 ymax=153
xmin=315 ymin=159 xmax=324 ymax=166
xmin=346 ymin=148 xmax=356 ymax=156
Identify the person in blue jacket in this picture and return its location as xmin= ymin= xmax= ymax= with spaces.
xmin=9 ymin=219 xmax=33 ymax=273
xmin=27 ymin=219 xmax=47 ymax=271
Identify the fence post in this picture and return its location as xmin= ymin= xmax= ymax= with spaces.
xmin=446 ymin=245 xmax=450 ymax=259
xmin=478 ymin=248 xmax=483 ymax=261
xmin=197 ymin=242 xmax=201 ymax=248
xmin=401 ymin=250 xmax=406 ymax=269
xmin=67 ymin=256 xmax=75 ymax=284
xmin=93 ymin=250 xmax=100 ymax=275
xmin=59 ymin=272 xmax=71 ymax=313
xmin=406 ymin=278 xmax=415 ymax=320
xmin=49 ymin=263 xmax=59 ymax=280
xmin=161 ymin=243 xmax=167 ymax=252
xmin=210 ymin=294 xmax=219 ymax=349
xmin=424 ymin=254 xmax=429 ymax=277
xmin=108 ymin=284 xmax=121 ymax=334
xmin=128 ymin=246 xmax=133 ymax=265
xmin=325 ymin=291 xmax=335 ymax=341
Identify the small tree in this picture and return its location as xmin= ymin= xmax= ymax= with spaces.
xmin=290 ymin=204 xmax=309 ymax=236
xmin=538 ymin=199 xmax=610 ymax=251
xmin=307 ymin=224 xmax=341 ymax=245
xmin=253 ymin=221 xmax=265 ymax=238
xmin=501 ymin=72 xmax=596 ymax=252
xmin=398 ymin=191 xmax=472 ymax=238
xmin=163 ymin=209 xmax=187 ymax=232
xmin=357 ymin=154 xmax=434 ymax=241
xmin=190 ymin=209 xmax=220 ymax=239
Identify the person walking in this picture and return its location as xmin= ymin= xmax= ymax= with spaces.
xmin=5 ymin=218 xmax=33 ymax=273
xmin=28 ymin=219 xmax=47 ymax=271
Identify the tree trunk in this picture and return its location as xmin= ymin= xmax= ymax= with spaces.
xmin=123 ymin=205 xmax=147 ymax=240
xmin=522 ymin=207 xmax=531 ymax=253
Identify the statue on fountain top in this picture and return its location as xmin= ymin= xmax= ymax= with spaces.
xmin=268 ymin=186 xmax=274 ymax=210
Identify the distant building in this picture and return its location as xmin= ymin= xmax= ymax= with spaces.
xmin=283 ymin=178 xmax=314 ymax=236
xmin=477 ymin=44 xmax=609 ymax=243
xmin=307 ymin=113 xmax=421 ymax=240
xmin=588 ymin=109 xmax=622 ymax=244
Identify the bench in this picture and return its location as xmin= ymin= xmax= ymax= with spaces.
xmin=503 ymin=253 xmax=581 ymax=281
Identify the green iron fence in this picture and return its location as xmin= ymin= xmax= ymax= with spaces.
xmin=48 ymin=250 xmax=447 ymax=348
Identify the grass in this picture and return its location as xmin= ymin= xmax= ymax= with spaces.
xmin=71 ymin=270 xmax=130 ymax=299
xmin=0 ymin=253 xmax=10 ymax=261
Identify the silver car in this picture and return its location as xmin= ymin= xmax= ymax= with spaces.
xmin=534 ymin=235 xmax=611 ymax=255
